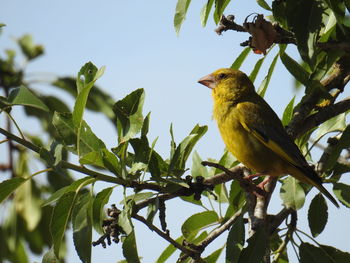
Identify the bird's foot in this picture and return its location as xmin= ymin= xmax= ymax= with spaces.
xmin=243 ymin=173 xmax=265 ymax=181
xmin=241 ymin=173 xmax=268 ymax=198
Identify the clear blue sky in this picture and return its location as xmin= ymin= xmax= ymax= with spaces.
xmin=1 ymin=0 xmax=349 ymax=262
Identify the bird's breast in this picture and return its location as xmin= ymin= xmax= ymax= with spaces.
xmin=214 ymin=104 xmax=286 ymax=176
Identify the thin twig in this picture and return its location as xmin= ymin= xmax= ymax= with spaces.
xmin=133 ymin=214 xmax=200 ymax=259
xmin=198 ymin=208 xmax=243 ymax=249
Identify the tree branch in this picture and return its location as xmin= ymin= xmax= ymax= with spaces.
xmin=287 ymin=55 xmax=350 ymax=139
xmin=198 ymin=208 xmax=243 ymax=249
xmin=294 ymin=97 xmax=350 ymax=139
xmin=133 ymin=214 xmax=200 ymax=259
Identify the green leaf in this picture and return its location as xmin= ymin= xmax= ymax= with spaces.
xmin=92 ymin=187 xmax=113 ymax=233
xmin=17 ymin=34 xmax=44 ymax=60
xmin=73 ymin=62 xmax=105 ymax=127
xmin=42 ymin=247 xmax=60 ymax=263
xmin=174 ymin=0 xmax=192 ymax=35
xmin=169 ymin=125 xmax=207 ymax=176
xmin=231 ymin=48 xmax=250 ymax=70
xmin=79 ymin=148 xmax=121 ymax=175
xmin=141 ymin=112 xmax=151 ymax=137
xmin=226 ymin=214 xmax=245 ymax=263
xmin=52 ymin=77 xmax=115 ymax=119
xmin=204 ymin=246 xmax=224 ymax=262
xmin=181 ymin=211 xmax=219 ymax=240
xmin=200 ymin=0 xmax=214 ymax=27
xmin=227 ymin=180 xmax=245 ymax=214
xmin=0 ymin=177 xmax=27 ymax=203
xmin=280 ymin=177 xmax=305 ymax=210
xmin=257 ymin=0 xmax=271 ymax=11
xmin=237 ymin=228 xmax=267 ymax=263
xmin=50 ymin=191 xmax=76 ymax=257
xmin=280 ymin=51 xmax=310 ymax=86
xmin=121 ymin=192 xmax=154 ymax=205
xmin=73 ymin=62 xmax=105 ymax=157
xmin=122 ymin=231 xmax=140 ymax=263
xmin=285 ymin=0 xmax=324 ymax=67
xmin=282 ymin=96 xmax=295 ymax=126
xmin=257 ymin=53 xmax=279 ymax=97
xmin=322 ymin=125 xmax=350 ymax=172
xmin=319 ymin=11 xmax=337 ymax=42
xmin=315 ymin=113 xmax=346 ymax=141
xmin=324 ymin=0 xmax=346 ymax=25
xmin=113 ymin=88 xmax=145 ymax=142
xmin=42 ymin=177 xmax=93 ymax=207
xmin=72 ymin=192 xmax=92 ymax=263
xmin=299 ymin=242 xmax=350 ymax=263
xmin=191 ymin=151 xmax=209 ymax=178
xmin=156 ymin=236 xmax=184 ymax=263
xmin=53 ymin=112 xmax=106 ymax=156
xmin=308 ymin=194 xmax=328 ymax=237
xmin=118 ymin=208 xmax=133 ymax=235
xmin=7 ymin=86 xmax=49 ymax=111
xmin=249 ymin=56 xmax=266 ymax=84
xmin=146 ymin=198 xmax=159 ymax=223
xmin=213 ymin=0 xmax=230 ymax=24
xmin=333 ymin=183 xmax=350 ymax=207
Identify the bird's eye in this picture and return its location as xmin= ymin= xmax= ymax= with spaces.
xmin=218 ymin=73 xmax=227 ymax=80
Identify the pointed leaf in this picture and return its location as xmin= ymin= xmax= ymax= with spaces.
xmin=308 ymin=194 xmax=328 ymax=237
xmin=204 ymin=247 xmax=224 ymax=262
xmin=280 ymin=177 xmax=305 ymax=210
xmin=169 ymin=125 xmax=207 ymax=175
xmin=156 ymin=236 xmax=184 ymax=263
xmin=237 ymin=228 xmax=267 ymax=263
xmin=231 ymin=48 xmax=250 ymax=70
xmin=191 ymin=151 xmax=209 ymax=178
xmin=333 ymin=183 xmax=350 ymax=207
xmin=322 ymin=125 xmax=350 ymax=172
xmin=50 ymin=191 xmax=76 ymax=257
xmin=226 ymin=214 xmax=245 ymax=263
xmin=299 ymin=242 xmax=350 ymax=263
xmin=72 ymin=192 xmax=93 ymax=263
xmin=174 ymin=0 xmax=192 ymax=35
xmin=181 ymin=211 xmax=219 ymax=239
xmin=282 ymin=96 xmax=295 ymax=126
xmin=42 ymin=177 xmax=93 ymax=207
xmin=113 ymin=89 xmax=145 ymax=141
xmin=73 ymin=62 xmax=105 ymax=127
xmin=280 ymin=51 xmax=310 ymax=86
xmin=200 ymin=0 xmax=214 ymax=27
xmin=213 ymin=0 xmax=230 ymax=24
xmin=53 ymin=112 xmax=105 ymax=156
xmin=8 ymin=86 xmax=49 ymax=111
xmin=249 ymin=56 xmax=266 ymax=83
xmin=315 ymin=113 xmax=346 ymax=141
xmin=17 ymin=34 xmax=44 ymax=60
xmin=0 ymin=177 xmax=27 ymax=203
xmin=92 ymin=187 xmax=113 ymax=233
xmin=257 ymin=53 xmax=279 ymax=97
xmin=257 ymin=0 xmax=272 ymax=11
xmin=122 ymin=231 xmax=140 ymax=263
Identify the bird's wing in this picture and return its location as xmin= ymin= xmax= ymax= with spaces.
xmin=237 ymin=100 xmax=310 ymax=170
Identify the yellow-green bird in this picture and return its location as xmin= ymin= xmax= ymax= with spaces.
xmin=198 ymin=68 xmax=339 ymax=207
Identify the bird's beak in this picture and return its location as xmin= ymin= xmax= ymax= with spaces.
xmin=198 ymin=73 xmax=216 ymax=89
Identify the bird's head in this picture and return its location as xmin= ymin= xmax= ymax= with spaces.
xmin=198 ymin=68 xmax=255 ymax=102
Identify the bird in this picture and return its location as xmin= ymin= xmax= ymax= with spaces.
xmin=198 ymin=68 xmax=339 ymax=207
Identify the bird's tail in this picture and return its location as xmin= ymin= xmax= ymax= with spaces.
xmin=293 ymin=165 xmax=339 ymax=208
